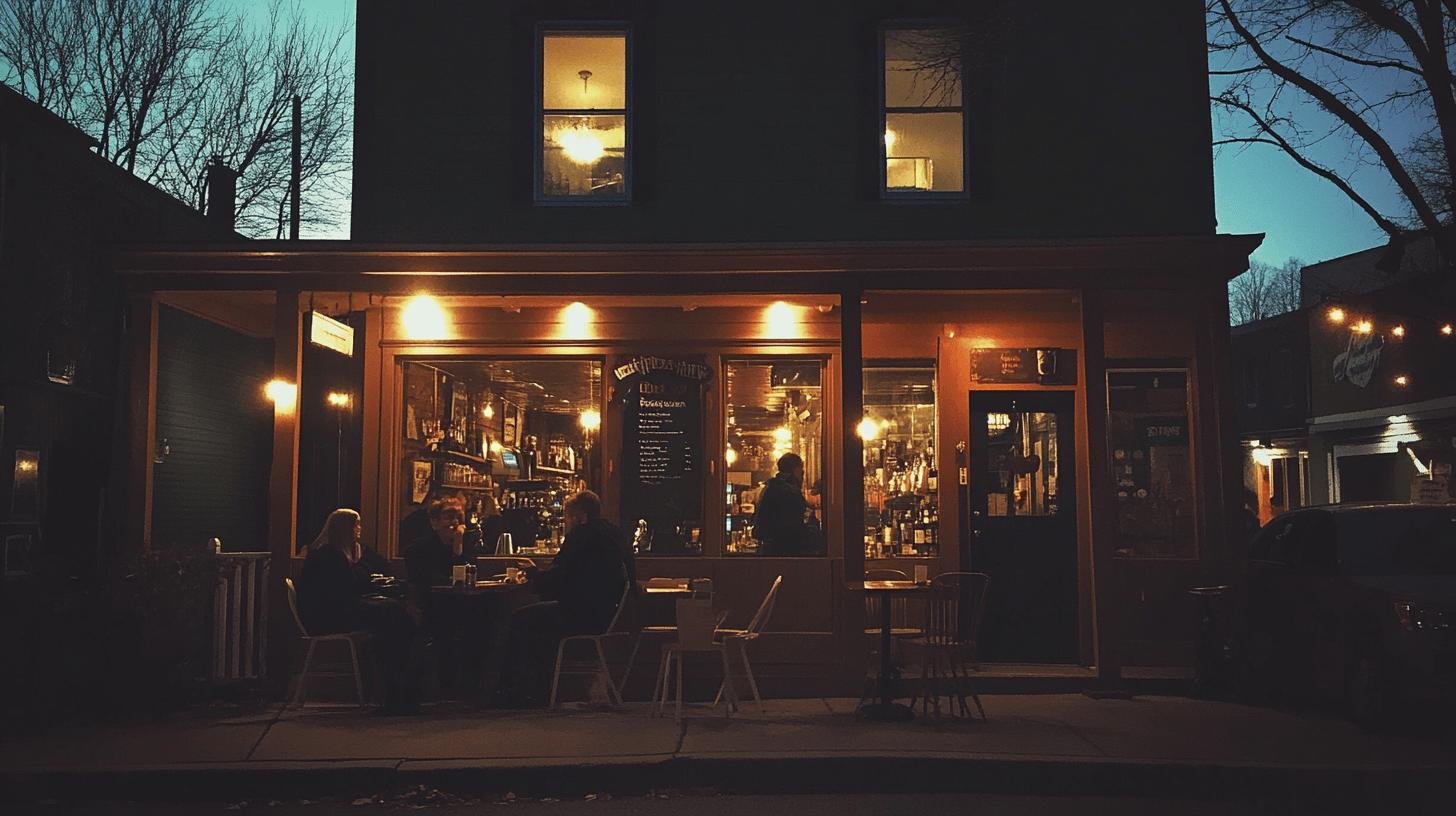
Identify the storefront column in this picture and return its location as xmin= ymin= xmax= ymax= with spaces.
xmin=122 ymin=293 xmax=159 ymax=558
xmin=1080 ymin=288 xmax=1125 ymax=695
xmin=266 ymin=289 xmax=304 ymax=690
xmin=839 ymin=280 xmax=866 ymax=680
xmin=1199 ymin=284 xmax=1242 ymax=569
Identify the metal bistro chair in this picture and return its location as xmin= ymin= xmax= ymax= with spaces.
xmin=857 ymin=568 xmax=924 ymax=707
xmin=901 ymin=572 xmax=990 ymax=720
xmin=711 ymin=574 xmax=784 ymax=713
xmin=549 ymin=582 xmax=638 ymax=709
xmin=625 ymin=577 xmax=713 ymax=691
xmin=283 ymin=577 xmax=369 ymax=708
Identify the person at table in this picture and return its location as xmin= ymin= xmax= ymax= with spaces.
xmin=404 ymin=495 xmax=473 ymax=594
xmin=753 ymin=452 xmax=825 ymax=556
xmin=398 ymin=487 xmax=462 ymax=558
xmin=494 ymin=490 xmax=632 ymax=707
xmin=300 ymin=508 xmax=422 ymax=714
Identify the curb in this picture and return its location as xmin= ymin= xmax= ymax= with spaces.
xmin=5 ymin=754 xmax=1455 ymax=808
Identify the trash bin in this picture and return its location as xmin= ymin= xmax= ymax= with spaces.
xmin=1187 ymin=585 xmax=1233 ymax=699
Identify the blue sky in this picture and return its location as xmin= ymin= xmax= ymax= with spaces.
xmin=282 ymin=1 xmax=1407 ymax=262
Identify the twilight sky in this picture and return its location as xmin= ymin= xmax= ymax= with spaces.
xmin=284 ymin=1 xmax=1406 ymax=263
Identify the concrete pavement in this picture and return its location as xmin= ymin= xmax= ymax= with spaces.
xmin=3 ymin=695 xmax=1454 ymax=806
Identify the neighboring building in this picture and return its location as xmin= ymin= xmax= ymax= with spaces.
xmin=0 ymin=83 xmax=234 ymax=580
xmin=1231 ymin=309 xmax=1311 ymax=524
xmin=115 ymin=1 xmax=1259 ymax=693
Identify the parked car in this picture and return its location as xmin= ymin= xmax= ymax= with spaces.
xmin=1240 ymin=503 xmax=1456 ymax=728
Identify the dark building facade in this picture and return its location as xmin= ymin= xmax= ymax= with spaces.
xmin=116 ymin=0 xmax=1257 ymax=694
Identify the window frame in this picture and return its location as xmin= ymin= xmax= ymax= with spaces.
xmin=877 ymin=22 xmax=971 ymax=201
xmin=533 ymin=22 xmax=634 ymax=206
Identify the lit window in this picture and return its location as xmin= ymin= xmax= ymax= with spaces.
xmin=882 ymin=28 xmax=965 ymax=195
xmin=539 ymin=30 xmax=629 ymax=201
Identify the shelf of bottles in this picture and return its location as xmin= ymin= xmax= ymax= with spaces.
xmin=862 ymin=365 xmax=939 ymax=559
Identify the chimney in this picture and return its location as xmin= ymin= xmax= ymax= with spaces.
xmin=205 ymin=155 xmax=238 ymax=233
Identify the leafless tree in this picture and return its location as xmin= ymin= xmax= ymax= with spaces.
xmin=1229 ymin=257 xmax=1305 ymax=324
xmin=1208 ymin=1 xmax=1456 ymax=276
xmin=1 ymin=0 xmax=351 ymax=238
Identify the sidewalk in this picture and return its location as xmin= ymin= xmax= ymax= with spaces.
xmin=4 ymin=695 xmax=1455 ymax=805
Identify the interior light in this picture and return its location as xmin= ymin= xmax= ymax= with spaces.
xmin=557 ymin=124 xmax=606 ymax=165
xmin=482 ymin=403 xmax=495 ymax=419
xmin=857 ymin=417 xmax=881 ymax=441
xmin=883 ymin=128 xmax=897 ymax=151
xmin=1394 ymin=374 xmax=1409 ymax=387
xmin=1326 ymin=307 xmax=1345 ymax=324
xmin=264 ymin=379 xmax=298 ymax=412
xmin=1353 ymin=320 xmax=1373 ymax=334
xmin=578 ymin=408 xmax=601 ymax=431
xmin=724 ymin=445 xmax=738 ymax=466
xmin=325 ymin=391 xmax=352 ymax=409
xmin=561 ymin=301 xmax=594 ymax=337
xmin=763 ymin=301 xmax=800 ymax=338
xmin=1443 ymin=324 xmax=1454 ymax=336
xmin=1391 ymin=325 xmax=1405 ymax=338
xmin=772 ymin=426 xmax=792 ymax=444
xmin=401 ymin=294 xmax=448 ymax=340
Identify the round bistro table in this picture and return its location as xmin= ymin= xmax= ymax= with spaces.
xmin=859 ymin=579 xmax=929 ymax=722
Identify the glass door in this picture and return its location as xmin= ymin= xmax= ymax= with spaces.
xmin=968 ymin=391 xmax=1079 ymax=663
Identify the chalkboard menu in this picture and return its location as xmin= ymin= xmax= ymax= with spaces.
xmin=614 ymin=355 xmax=711 ymax=555
xmin=970 ymin=348 xmax=1076 ymax=385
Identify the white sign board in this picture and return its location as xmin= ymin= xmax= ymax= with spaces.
xmin=309 ymin=311 xmax=354 ymax=357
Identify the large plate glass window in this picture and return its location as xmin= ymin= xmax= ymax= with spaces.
xmin=862 ymin=363 xmax=939 ymax=558
xmin=882 ymin=27 xmax=965 ymax=195
xmin=724 ymin=359 xmax=826 ymax=556
xmin=539 ymin=30 xmax=629 ymax=201
xmin=1107 ymin=367 xmax=1197 ymax=559
xmin=399 ymin=359 xmax=603 ymax=557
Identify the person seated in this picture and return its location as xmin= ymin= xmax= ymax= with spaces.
xmin=494 ymin=490 xmax=632 ymax=707
xmin=753 ymin=452 xmax=825 ymax=556
xmin=403 ymin=496 xmax=473 ymax=595
xmin=300 ymin=508 xmax=421 ymax=714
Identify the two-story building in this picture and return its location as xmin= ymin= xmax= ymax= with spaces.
xmin=114 ymin=0 xmax=1258 ymax=694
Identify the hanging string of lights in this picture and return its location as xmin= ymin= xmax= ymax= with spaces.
xmin=1321 ymin=301 xmax=1454 ymax=389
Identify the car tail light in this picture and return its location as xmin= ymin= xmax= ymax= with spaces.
xmin=1394 ymin=601 xmax=1452 ymax=632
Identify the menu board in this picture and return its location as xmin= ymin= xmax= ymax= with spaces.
xmin=613 ymin=355 xmax=711 ymax=554
xmin=970 ymin=348 xmax=1076 ymax=385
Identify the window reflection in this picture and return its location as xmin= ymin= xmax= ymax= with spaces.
xmin=724 ymin=360 xmax=825 ymax=556
xmin=882 ymin=28 xmax=964 ymax=193
xmin=984 ymin=411 xmax=1060 ymax=517
xmin=1108 ymin=369 xmax=1196 ymax=558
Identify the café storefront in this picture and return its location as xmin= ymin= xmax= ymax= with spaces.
xmin=116 ymin=237 xmax=1258 ymax=694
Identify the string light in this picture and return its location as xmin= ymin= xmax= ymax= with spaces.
xmin=1353 ymin=319 xmax=1373 ymax=334
xmin=1326 ymin=307 xmax=1345 ymax=324
xmin=1394 ymin=375 xmax=1409 ymax=387
xmin=1443 ymin=324 xmax=1454 ymax=336
xmin=1391 ymin=325 xmax=1405 ymax=338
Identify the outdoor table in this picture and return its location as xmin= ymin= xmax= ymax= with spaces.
xmin=428 ymin=580 xmax=532 ymax=697
xmin=859 ymin=579 xmax=928 ymax=722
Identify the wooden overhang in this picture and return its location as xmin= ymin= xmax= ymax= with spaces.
xmin=114 ymin=235 xmax=1264 ymax=294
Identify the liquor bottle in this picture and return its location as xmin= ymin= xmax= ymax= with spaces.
xmin=926 ymin=451 xmax=938 ymax=492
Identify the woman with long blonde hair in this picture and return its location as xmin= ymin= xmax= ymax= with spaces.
xmin=299 ymin=508 xmax=364 ymax=636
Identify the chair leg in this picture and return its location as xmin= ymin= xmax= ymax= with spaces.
xmin=548 ymin=639 xmax=569 ymax=710
xmin=675 ymin=648 xmax=684 ymax=722
xmin=347 ymin=638 xmax=366 ymax=708
xmin=737 ymin=641 xmax=763 ymax=713
xmin=621 ymin=634 xmax=642 ymax=697
xmin=594 ymin=640 xmax=622 ymax=707
xmin=652 ymin=645 xmax=669 ymax=715
xmin=294 ymin=640 xmax=317 ymax=707
xmin=719 ymin=647 xmax=738 ymax=715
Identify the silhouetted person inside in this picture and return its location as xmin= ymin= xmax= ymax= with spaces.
xmin=495 ymin=490 xmax=632 ymax=707
xmin=300 ymin=508 xmax=420 ymax=713
xmin=753 ymin=452 xmax=824 ymax=556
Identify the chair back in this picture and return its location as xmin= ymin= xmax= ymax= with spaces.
xmin=283 ymin=577 xmax=309 ymax=638
xmin=863 ymin=569 xmax=908 ymax=629
xmin=924 ymin=572 xmax=989 ymax=650
xmin=602 ymin=580 xmax=638 ymax=635
xmin=744 ymin=575 xmax=784 ymax=635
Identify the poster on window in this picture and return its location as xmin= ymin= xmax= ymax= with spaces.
xmin=1107 ymin=370 xmax=1196 ymax=559
xmin=614 ymin=355 xmax=710 ymax=555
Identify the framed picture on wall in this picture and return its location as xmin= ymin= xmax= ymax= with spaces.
xmin=502 ymin=403 xmax=518 ymax=448
xmin=410 ymin=460 xmax=432 ymax=504
xmin=450 ymin=383 xmax=469 ymax=430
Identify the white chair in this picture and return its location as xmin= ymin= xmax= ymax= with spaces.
xmin=283 ymin=577 xmax=368 ymax=708
xmin=625 ymin=578 xmax=713 ymax=693
xmin=548 ymin=582 xmax=637 ymax=709
xmin=711 ymin=575 xmax=783 ymax=713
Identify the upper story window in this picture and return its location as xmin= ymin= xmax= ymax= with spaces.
xmin=881 ymin=27 xmax=966 ymax=196
xmin=538 ymin=29 xmax=629 ymax=202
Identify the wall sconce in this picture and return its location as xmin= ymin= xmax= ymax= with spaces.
xmin=560 ymin=301 xmax=595 ymax=339
xmin=326 ymin=391 xmax=352 ymax=410
xmin=401 ymin=293 xmax=448 ymax=340
xmin=264 ymin=379 xmax=298 ymax=412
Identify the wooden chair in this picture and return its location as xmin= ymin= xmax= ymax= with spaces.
xmin=548 ymin=582 xmax=638 ymax=709
xmin=901 ymin=572 xmax=990 ymax=720
xmin=283 ymin=577 xmax=368 ymax=708
xmin=858 ymin=568 xmax=922 ymax=706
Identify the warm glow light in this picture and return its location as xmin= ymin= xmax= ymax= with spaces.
xmin=15 ymin=457 xmax=37 ymax=473
xmin=763 ymin=301 xmax=800 ymax=338
xmin=264 ymin=379 xmax=298 ymax=411
xmin=326 ymin=391 xmax=351 ymax=409
xmin=557 ymin=126 xmax=606 ymax=165
xmin=1353 ymin=320 xmax=1373 ymax=334
xmin=1443 ymin=324 xmax=1454 ymax=336
xmin=724 ymin=445 xmax=738 ymax=466
xmin=401 ymin=294 xmax=448 ymax=340
xmin=1326 ymin=307 xmax=1346 ymax=324
xmin=489 ymin=440 xmax=504 ymax=454
xmin=1391 ymin=325 xmax=1405 ymax=338
xmin=772 ymin=426 xmax=792 ymax=444
xmin=856 ymin=416 xmax=881 ymax=441
xmin=883 ymin=128 xmax=897 ymax=151
xmin=1394 ymin=375 xmax=1409 ymax=387
xmin=579 ymin=408 xmax=601 ymax=431
xmin=482 ymin=403 xmax=495 ymax=419
xmin=561 ymin=301 xmax=594 ymax=337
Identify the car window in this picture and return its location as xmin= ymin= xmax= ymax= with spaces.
xmin=1336 ymin=508 xmax=1456 ymax=575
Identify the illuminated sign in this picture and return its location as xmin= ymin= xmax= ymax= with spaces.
xmin=309 ymin=311 xmax=354 ymax=357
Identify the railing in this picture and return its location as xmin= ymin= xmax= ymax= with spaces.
xmin=212 ymin=552 xmax=270 ymax=681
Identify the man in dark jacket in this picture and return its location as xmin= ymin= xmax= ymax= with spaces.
xmin=753 ymin=452 xmax=824 ymax=556
xmin=403 ymin=496 xmax=472 ymax=597
xmin=495 ymin=490 xmax=632 ymax=706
